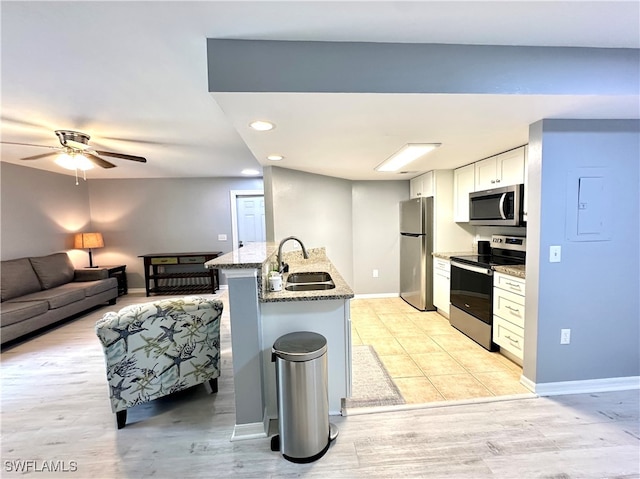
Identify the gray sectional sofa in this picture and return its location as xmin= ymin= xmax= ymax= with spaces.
xmin=1 ymin=252 xmax=118 ymax=346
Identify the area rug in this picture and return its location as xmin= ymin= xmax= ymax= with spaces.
xmin=343 ymin=345 xmax=405 ymax=409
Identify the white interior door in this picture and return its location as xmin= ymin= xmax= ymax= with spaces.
xmin=235 ymin=195 xmax=265 ymax=247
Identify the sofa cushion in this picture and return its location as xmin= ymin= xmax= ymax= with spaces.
xmin=0 ymin=300 xmax=49 ymax=327
xmin=1 ymin=258 xmax=42 ymax=302
xmin=29 ymin=253 xmax=75 ymax=290
xmin=57 ymin=278 xmax=117 ymax=298
xmin=11 ymin=288 xmax=86 ymax=310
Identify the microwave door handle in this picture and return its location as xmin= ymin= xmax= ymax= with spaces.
xmin=499 ymin=193 xmax=507 ymax=219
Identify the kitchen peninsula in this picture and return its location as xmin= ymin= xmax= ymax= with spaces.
xmin=205 ymin=242 xmax=354 ymax=441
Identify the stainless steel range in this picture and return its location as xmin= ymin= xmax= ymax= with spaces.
xmin=449 ymin=235 xmax=526 ymax=351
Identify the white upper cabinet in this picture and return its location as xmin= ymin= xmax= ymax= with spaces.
xmin=453 ymin=163 xmax=475 ymax=222
xmin=474 ymin=147 xmax=526 ymax=191
xmin=523 ymin=145 xmax=529 ymax=222
xmin=409 ymin=171 xmax=434 ymax=198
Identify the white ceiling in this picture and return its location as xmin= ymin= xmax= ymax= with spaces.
xmin=1 ymin=1 xmax=639 ymax=181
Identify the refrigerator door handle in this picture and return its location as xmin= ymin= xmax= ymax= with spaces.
xmin=401 ymin=233 xmax=422 ymax=237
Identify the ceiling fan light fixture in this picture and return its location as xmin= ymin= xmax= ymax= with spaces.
xmin=55 ymin=130 xmax=91 ymax=150
xmin=267 ymin=154 xmax=284 ymax=161
xmin=249 ymin=120 xmax=275 ymax=131
xmin=375 ymin=143 xmax=441 ymax=172
xmin=55 ymin=153 xmax=94 ymax=171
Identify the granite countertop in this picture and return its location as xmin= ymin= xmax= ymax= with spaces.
xmin=493 ymin=264 xmax=526 ymax=279
xmin=261 ymin=248 xmax=354 ymax=303
xmin=433 ymin=251 xmax=475 ymax=260
xmin=433 ymin=251 xmax=526 ymax=279
xmin=205 ymin=242 xmax=278 ymax=269
xmin=205 ymin=242 xmax=354 ymax=303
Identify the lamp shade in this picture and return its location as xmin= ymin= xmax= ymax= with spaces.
xmin=74 ymin=232 xmax=104 ymax=249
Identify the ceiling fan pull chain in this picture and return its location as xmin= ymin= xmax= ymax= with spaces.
xmin=75 ymin=168 xmax=79 ymax=186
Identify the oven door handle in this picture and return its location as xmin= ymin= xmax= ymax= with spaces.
xmin=451 ymin=261 xmax=493 ymax=276
xmin=498 ymin=193 xmax=507 ymax=219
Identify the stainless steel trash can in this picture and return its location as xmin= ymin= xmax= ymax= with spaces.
xmin=270 ymin=331 xmax=338 ymax=463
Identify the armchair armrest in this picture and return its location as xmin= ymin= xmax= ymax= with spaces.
xmin=74 ymin=268 xmax=109 ymax=282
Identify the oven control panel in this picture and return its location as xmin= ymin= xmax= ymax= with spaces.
xmin=491 ymin=235 xmax=526 ymax=252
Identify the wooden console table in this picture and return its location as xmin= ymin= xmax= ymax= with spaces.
xmin=139 ymin=252 xmax=222 ymax=297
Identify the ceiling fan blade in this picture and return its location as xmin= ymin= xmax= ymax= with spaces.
xmin=20 ymin=151 xmax=60 ymax=161
xmin=94 ymin=150 xmax=147 ymax=163
xmin=1 ymin=141 xmax=59 ymax=149
xmin=1 ymin=115 xmax=46 ymax=130
xmin=85 ymin=153 xmax=116 ymax=169
xmin=99 ymin=136 xmax=171 ymax=146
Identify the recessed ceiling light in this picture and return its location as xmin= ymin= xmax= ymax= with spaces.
xmin=375 ymin=143 xmax=441 ymax=172
xmin=267 ymin=154 xmax=284 ymax=161
xmin=249 ymin=120 xmax=275 ymax=131
xmin=241 ymin=169 xmax=261 ymax=176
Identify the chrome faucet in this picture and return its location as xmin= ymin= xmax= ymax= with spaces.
xmin=277 ymin=236 xmax=309 ymax=273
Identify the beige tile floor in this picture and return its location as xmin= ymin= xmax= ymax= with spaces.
xmin=351 ymin=297 xmax=531 ymax=404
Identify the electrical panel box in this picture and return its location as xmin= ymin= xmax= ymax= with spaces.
xmin=565 ymin=168 xmax=611 ymax=242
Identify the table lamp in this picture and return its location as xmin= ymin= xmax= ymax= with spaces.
xmin=74 ymin=232 xmax=104 ymax=268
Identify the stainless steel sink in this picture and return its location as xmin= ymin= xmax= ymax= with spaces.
xmin=285 ymin=271 xmax=335 ymax=291
xmin=286 ymin=272 xmax=333 ymax=283
xmin=285 ymin=283 xmax=336 ymax=291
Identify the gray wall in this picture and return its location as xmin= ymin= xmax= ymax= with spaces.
xmin=87 ymin=177 xmax=263 ymax=289
xmin=208 ymin=40 xmax=639 ymax=95
xmin=0 ymin=163 xmax=92 ymax=267
xmin=265 ymin=166 xmax=408 ymax=294
xmin=265 ymin=166 xmax=354 ymax=286
xmin=352 ymin=181 xmax=408 ymax=294
xmin=524 ymin=119 xmax=640 ymax=384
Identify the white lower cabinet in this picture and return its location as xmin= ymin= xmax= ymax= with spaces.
xmin=493 ymin=272 xmax=525 ymax=364
xmin=433 ymin=258 xmax=450 ymax=317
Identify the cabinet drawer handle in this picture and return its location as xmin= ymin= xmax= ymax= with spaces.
xmin=505 ymin=281 xmax=521 ymax=289
xmin=505 ymin=305 xmax=521 ymax=314
xmin=496 ymin=179 xmax=501 ymax=183
xmin=490 ymin=180 xmax=496 ymax=184
xmin=505 ymin=334 xmax=520 ymax=345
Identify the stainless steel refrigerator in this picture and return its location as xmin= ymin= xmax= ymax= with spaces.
xmin=400 ymin=197 xmax=435 ymax=311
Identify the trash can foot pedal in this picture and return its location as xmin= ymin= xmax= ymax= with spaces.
xmin=270 ymin=435 xmax=280 ymax=452
xmin=329 ymin=423 xmax=339 ymax=442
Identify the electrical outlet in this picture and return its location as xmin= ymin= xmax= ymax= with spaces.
xmin=372 ymin=269 xmax=379 ymax=278
xmin=218 ymin=234 xmax=227 ymax=241
xmin=560 ymin=328 xmax=571 ymax=344
xmin=550 ymin=245 xmax=561 ymax=263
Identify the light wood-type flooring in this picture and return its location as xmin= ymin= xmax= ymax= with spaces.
xmin=1 ymin=292 xmax=638 ymax=478
xmin=350 ymin=297 xmax=531 ymax=404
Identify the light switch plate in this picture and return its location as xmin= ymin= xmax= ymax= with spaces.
xmin=218 ymin=234 xmax=227 ymax=241
xmin=550 ymin=245 xmax=561 ymax=263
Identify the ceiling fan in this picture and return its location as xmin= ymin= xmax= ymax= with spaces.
xmin=1 ymin=130 xmax=147 ymax=169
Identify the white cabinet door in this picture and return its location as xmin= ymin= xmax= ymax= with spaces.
xmin=474 ymin=147 xmax=526 ymax=191
xmin=497 ymin=147 xmax=525 ymax=187
xmin=409 ymin=171 xmax=434 ymax=198
xmin=453 ymin=164 xmax=475 ymax=222
xmin=421 ymin=171 xmax=434 ymax=197
xmin=474 ymin=157 xmax=498 ymax=190
xmin=409 ymin=176 xmax=423 ymax=198
xmin=523 ymin=145 xmax=528 ymax=222
xmin=432 ymin=258 xmax=450 ymax=317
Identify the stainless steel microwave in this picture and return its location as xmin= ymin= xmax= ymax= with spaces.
xmin=469 ymin=184 xmax=524 ymax=226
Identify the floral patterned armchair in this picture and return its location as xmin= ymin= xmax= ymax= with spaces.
xmin=95 ymin=296 xmax=222 ymax=429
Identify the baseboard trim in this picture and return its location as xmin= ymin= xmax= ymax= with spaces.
xmin=353 ymin=293 xmax=399 ymax=299
xmin=230 ymin=420 xmax=268 ymax=442
xmin=526 ymin=375 xmax=640 ymax=396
